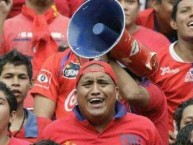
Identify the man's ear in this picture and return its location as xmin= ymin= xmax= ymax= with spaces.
xmin=170 ymin=19 xmax=178 ymax=30
xmin=115 ymin=87 xmax=119 ymax=100
xmin=74 ymin=89 xmax=78 ymax=103
xmin=28 ymin=80 xmax=33 ymax=91
xmin=9 ymin=111 xmax=16 ymax=124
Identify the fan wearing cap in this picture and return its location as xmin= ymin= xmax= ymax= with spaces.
xmin=40 ymin=60 xmax=162 ymax=145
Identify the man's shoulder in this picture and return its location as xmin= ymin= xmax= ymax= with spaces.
xmin=5 ymin=14 xmax=25 ymax=23
xmin=136 ymin=8 xmax=155 ymax=29
xmin=139 ymin=26 xmax=169 ymax=40
xmin=42 ymin=114 xmax=76 ymax=132
xmin=44 ymin=49 xmax=76 ymax=64
xmin=55 ymin=13 xmax=70 ymax=22
xmin=120 ymin=113 xmax=158 ymax=135
xmin=124 ymin=112 xmax=155 ymax=125
xmin=156 ymin=43 xmax=172 ymax=62
xmin=4 ymin=14 xmax=30 ymax=31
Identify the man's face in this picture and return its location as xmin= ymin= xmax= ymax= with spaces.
xmin=76 ymin=65 xmax=119 ymax=121
xmin=119 ymin=0 xmax=140 ymax=28
xmin=0 ymin=91 xmax=12 ymax=132
xmin=173 ymin=0 xmax=193 ymax=41
xmin=180 ymin=105 xmax=193 ymax=129
xmin=0 ymin=63 xmax=31 ymax=105
xmin=155 ymin=0 xmax=174 ymax=27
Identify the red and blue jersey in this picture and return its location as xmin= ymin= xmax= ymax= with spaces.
xmin=10 ymin=109 xmax=51 ymax=143
xmin=123 ymin=80 xmax=168 ymax=145
xmin=30 ymin=50 xmax=80 ymax=119
xmin=41 ymin=102 xmax=162 ymax=145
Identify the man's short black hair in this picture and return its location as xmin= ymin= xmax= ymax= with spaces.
xmin=33 ymin=140 xmax=61 ymax=145
xmin=0 ymin=49 xmax=33 ymax=80
xmin=174 ymin=98 xmax=193 ymax=131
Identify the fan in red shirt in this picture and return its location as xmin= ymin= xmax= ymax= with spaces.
xmin=0 ymin=81 xmax=31 ymax=145
xmin=147 ymin=0 xmax=193 ymax=144
xmin=7 ymin=0 xmax=84 ymax=19
xmin=40 ymin=60 xmax=162 ymax=145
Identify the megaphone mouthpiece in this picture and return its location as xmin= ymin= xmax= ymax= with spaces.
xmin=93 ymin=23 xmax=119 ymax=46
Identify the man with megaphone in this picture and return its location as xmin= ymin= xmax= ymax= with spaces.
xmin=67 ymin=0 xmax=170 ymax=145
xmin=30 ymin=45 xmax=167 ymax=145
xmin=29 ymin=0 xmax=159 ymax=114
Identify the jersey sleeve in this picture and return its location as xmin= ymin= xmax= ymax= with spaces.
xmin=138 ymin=82 xmax=168 ymax=122
xmin=30 ymin=52 xmax=65 ymax=102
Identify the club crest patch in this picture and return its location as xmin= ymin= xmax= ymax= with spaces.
xmin=35 ymin=69 xmax=52 ymax=89
xmin=120 ymin=134 xmax=143 ymax=145
xmin=63 ymin=62 xmax=80 ymax=79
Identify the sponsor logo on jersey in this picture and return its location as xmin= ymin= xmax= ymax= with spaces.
xmin=63 ymin=62 xmax=80 ymax=79
xmin=185 ymin=68 xmax=193 ymax=82
xmin=160 ymin=66 xmax=179 ymax=75
xmin=35 ymin=69 xmax=52 ymax=89
xmin=64 ymin=89 xmax=77 ymax=112
xmin=14 ymin=32 xmax=32 ymax=41
xmin=120 ymin=134 xmax=143 ymax=145
xmin=14 ymin=32 xmax=64 ymax=41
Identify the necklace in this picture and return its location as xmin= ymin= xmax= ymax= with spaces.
xmin=12 ymin=109 xmax=26 ymax=137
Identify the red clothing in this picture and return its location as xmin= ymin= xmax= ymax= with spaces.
xmin=7 ymin=0 xmax=84 ymax=18
xmin=136 ymin=8 xmax=155 ymax=30
xmin=10 ymin=109 xmax=52 ymax=143
xmin=55 ymin=0 xmax=84 ymax=17
xmin=133 ymin=26 xmax=170 ymax=52
xmin=126 ymin=81 xmax=168 ymax=145
xmin=1 ymin=6 xmax=69 ymax=79
xmin=41 ymin=103 xmax=162 ymax=145
xmin=30 ymin=50 xmax=80 ymax=119
xmin=23 ymin=94 xmax=34 ymax=109
xmin=150 ymin=42 xmax=193 ymax=131
xmin=8 ymin=137 xmax=30 ymax=145
xmin=136 ymin=8 xmax=177 ymax=42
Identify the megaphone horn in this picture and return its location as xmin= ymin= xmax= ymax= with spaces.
xmin=67 ymin=0 xmax=159 ymax=77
